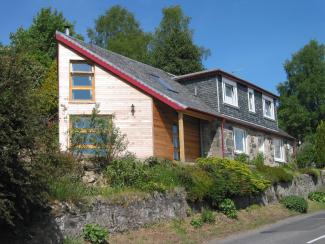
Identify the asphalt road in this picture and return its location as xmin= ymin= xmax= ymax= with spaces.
xmin=209 ymin=211 xmax=325 ymax=244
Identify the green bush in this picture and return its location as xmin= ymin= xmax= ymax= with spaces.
xmin=251 ymin=153 xmax=264 ymax=167
xmin=234 ymin=153 xmax=250 ymax=164
xmin=219 ymin=198 xmax=237 ymax=219
xmin=255 ymin=164 xmax=294 ymax=184
xmin=196 ymin=157 xmax=270 ymax=205
xmin=105 ymin=154 xmax=146 ymax=188
xmin=296 ymin=139 xmax=316 ymax=168
xmin=315 ymin=121 xmax=325 ymax=168
xmin=308 ymin=192 xmax=325 ymax=203
xmin=281 ymin=195 xmax=308 ymax=213
xmin=201 ymin=208 xmax=215 ymax=223
xmin=177 ymin=165 xmax=214 ymax=202
xmin=83 ymin=223 xmax=108 ymax=244
xmin=190 ymin=217 xmax=203 ymax=228
xmin=144 ymin=156 xmax=173 ymax=167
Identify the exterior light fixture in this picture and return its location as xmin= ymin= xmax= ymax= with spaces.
xmin=131 ymin=104 xmax=135 ymax=116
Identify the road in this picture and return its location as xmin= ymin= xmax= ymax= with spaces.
xmin=209 ymin=211 xmax=325 ymax=244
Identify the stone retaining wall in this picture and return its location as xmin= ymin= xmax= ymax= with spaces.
xmin=55 ymin=188 xmax=188 ymax=238
xmin=234 ymin=171 xmax=325 ymax=208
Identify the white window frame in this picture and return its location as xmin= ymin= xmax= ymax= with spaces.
xmin=262 ymin=95 xmax=275 ymax=120
xmin=233 ymin=127 xmax=247 ymax=154
xmin=258 ymin=136 xmax=264 ymax=153
xmin=247 ymin=88 xmax=255 ymax=113
xmin=222 ymin=78 xmax=238 ymax=107
xmin=273 ymin=138 xmax=285 ymax=162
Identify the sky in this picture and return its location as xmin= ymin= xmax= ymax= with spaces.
xmin=1 ymin=0 xmax=325 ymax=94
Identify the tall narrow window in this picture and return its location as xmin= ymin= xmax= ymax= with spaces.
xmin=273 ymin=138 xmax=285 ymax=162
xmin=258 ymin=136 xmax=264 ymax=153
xmin=172 ymin=124 xmax=180 ymax=160
xmin=70 ymin=61 xmax=94 ymax=101
xmin=248 ymin=88 xmax=255 ymax=112
xmin=222 ymin=78 xmax=238 ymax=107
xmin=233 ymin=127 xmax=247 ymax=154
xmin=262 ymin=95 xmax=275 ymax=120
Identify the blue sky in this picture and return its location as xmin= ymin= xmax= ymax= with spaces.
xmin=1 ymin=0 xmax=325 ymax=94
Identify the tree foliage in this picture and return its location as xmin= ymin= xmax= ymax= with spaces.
xmin=277 ymin=40 xmax=325 ymax=140
xmin=150 ymin=5 xmax=209 ymax=75
xmin=88 ymin=5 xmax=151 ymax=63
xmin=0 ymin=48 xmax=47 ymax=230
xmin=315 ymin=121 xmax=325 ymax=167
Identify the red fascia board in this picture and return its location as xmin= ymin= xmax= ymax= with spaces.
xmin=56 ymin=33 xmax=185 ymax=111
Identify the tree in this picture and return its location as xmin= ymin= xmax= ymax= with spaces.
xmin=0 ymin=48 xmax=47 ymax=233
xmin=88 ymin=5 xmax=151 ymax=63
xmin=10 ymin=8 xmax=82 ymax=86
xmin=150 ymin=5 xmax=209 ymax=75
xmin=277 ymin=40 xmax=325 ymax=140
xmin=315 ymin=121 xmax=325 ymax=167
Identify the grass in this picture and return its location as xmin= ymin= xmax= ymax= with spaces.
xmin=110 ymin=203 xmax=301 ymax=244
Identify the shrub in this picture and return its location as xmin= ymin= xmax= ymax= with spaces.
xmin=281 ymin=195 xmax=308 ymax=213
xmin=144 ymin=156 xmax=172 ymax=167
xmin=196 ymin=157 xmax=270 ymax=204
xmin=251 ymin=153 xmax=264 ymax=167
xmin=219 ymin=198 xmax=237 ymax=219
xmin=83 ymin=223 xmax=108 ymax=244
xmin=315 ymin=121 xmax=325 ymax=168
xmin=177 ymin=165 xmax=214 ymax=202
xmin=234 ymin=153 xmax=249 ymax=164
xmin=201 ymin=208 xmax=215 ymax=223
xmin=255 ymin=164 xmax=294 ymax=184
xmin=296 ymin=138 xmax=316 ymax=168
xmin=308 ymin=192 xmax=325 ymax=203
xmin=190 ymin=217 xmax=203 ymax=228
xmin=105 ymin=154 xmax=146 ymax=188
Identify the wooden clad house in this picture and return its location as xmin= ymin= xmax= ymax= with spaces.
xmin=56 ymin=31 xmax=295 ymax=164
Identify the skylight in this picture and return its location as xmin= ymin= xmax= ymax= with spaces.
xmin=149 ymin=73 xmax=178 ymax=93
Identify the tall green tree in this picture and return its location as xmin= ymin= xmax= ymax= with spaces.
xmin=150 ymin=5 xmax=209 ymax=75
xmin=0 ymin=48 xmax=47 ymax=233
xmin=10 ymin=8 xmax=82 ymax=86
xmin=88 ymin=5 xmax=151 ymax=63
xmin=277 ymin=40 xmax=325 ymax=140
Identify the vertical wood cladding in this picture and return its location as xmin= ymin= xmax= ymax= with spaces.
xmin=153 ymin=99 xmax=201 ymax=161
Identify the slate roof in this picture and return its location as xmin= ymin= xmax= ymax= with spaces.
xmin=56 ymin=31 xmax=217 ymax=116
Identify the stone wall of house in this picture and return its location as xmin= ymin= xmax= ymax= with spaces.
xmin=201 ymin=120 xmax=294 ymax=165
xmin=234 ymin=171 xmax=325 ymax=209
xmin=54 ymin=188 xmax=188 ymax=238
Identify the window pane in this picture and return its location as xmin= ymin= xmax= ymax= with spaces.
xmin=73 ymin=117 xmax=91 ymax=129
xmin=72 ymin=89 xmax=92 ymax=100
xmin=235 ymin=129 xmax=244 ymax=152
xmin=72 ymin=63 xmax=92 ymax=72
xmin=73 ymin=148 xmax=106 ymax=156
xmin=225 ymin=84 xmax=233 ymax=98
xmin=72 ymin=75 xmax=92 ymax=86
xmin=249 ymin=93 xmax=253 ymax=110
xmin=274 ymin=139 xmax=281 ymax=159
xmin=265 ymin=100 xmax=271 ymax=116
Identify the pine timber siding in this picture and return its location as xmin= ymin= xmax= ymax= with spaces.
xmin=58 ymin=43 xmax=154 ymax=158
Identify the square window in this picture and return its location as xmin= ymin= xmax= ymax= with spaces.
xmin=222 ymin=78 xmax=238 ymax=107
xmin=72 ymin=89 xmax=93 ymax=100
xmin=262 ymin=95 xmax=275 ymax=120
xmin=273 ymin=138 xmax=285 ymax=162
xmin=233 ymin=127 xmax=246 ymax=154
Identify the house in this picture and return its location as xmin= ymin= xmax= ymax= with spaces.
xmin=56 ymin=30 xmax=295 ymax=165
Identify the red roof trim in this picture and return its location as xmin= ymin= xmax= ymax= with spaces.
xmin=56 ymin=33 xmax=185 ymax=111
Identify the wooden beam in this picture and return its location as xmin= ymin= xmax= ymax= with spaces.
xmin=178 ymin=112 xmax=185 ymax=162
xmin=183 ymin=109 xmax=215 ymax=121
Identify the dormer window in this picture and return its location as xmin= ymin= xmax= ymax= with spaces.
xmin=222 ymin=78 xmax=238 ymax=107
xmin=247 ymin=88 xmax=255 ymax=112
xmin=70 ymin=61 xmax=94 ymax=102
xmin=262 ymin=95 xmax=275 ymax=120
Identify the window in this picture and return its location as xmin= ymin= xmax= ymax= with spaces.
xmin=262 ymin=95 xmax=275 ymax=120
xmin=258 ymin=136 xmax=264 ymax=153
xmin=233 ymin=127 xmax=247 ymax=154
xmin=273 ymin=138 xmax=285 ymax=162
xmin=70 ymin=115 xmax=110 ymax=155
xmin=222 ymin=78 xmax=238 ymax=107
xmin=172 ymin=124 xmax=180 ymax=160
xmin=70 ymin=61 xmax=94 ymax=101
xmin=248 ymin=88 xmax=255 ymax=112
